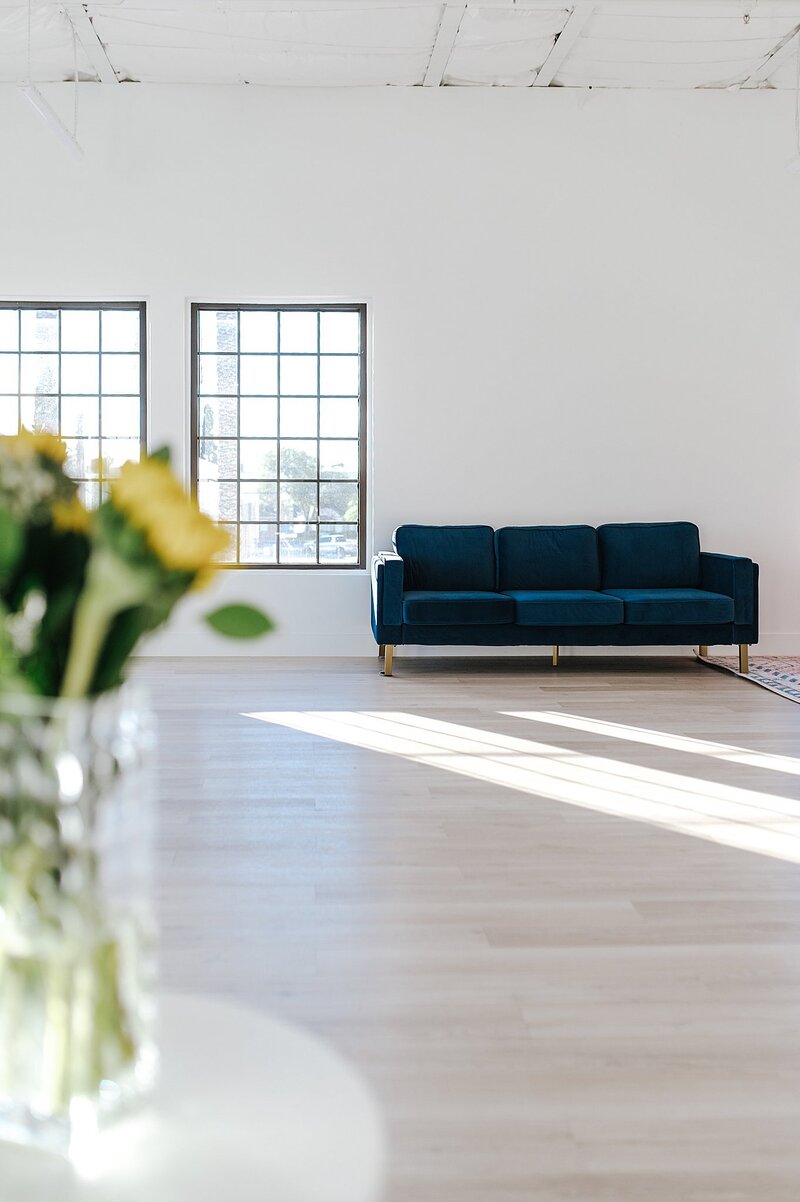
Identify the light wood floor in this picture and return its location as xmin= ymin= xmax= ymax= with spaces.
xmin=136 ymin=655 xmax=800 ymax=1202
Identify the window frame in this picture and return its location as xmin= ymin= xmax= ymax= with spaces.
xmin=0 ymin=300 xmax=148 ymax=493
xmin=189 ymin=301 xmax=368 ymax=571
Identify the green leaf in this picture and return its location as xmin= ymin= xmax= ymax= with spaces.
xmin=204 ymin=604 xmax=274 ymax=640
xmin=0 ymin=509 xmax=23 ymax=579
xmin=149 ymin=446 xmax=171 ymax=464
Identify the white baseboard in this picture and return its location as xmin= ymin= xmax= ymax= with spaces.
xmin=135 ymin=632 xmax=800 ymax=658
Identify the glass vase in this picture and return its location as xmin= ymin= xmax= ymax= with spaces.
xmin=0 ymin=688 xmax=157 ymax=1157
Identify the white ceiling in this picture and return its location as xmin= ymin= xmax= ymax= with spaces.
xmin=2 ymin=1 xmax=800 ymax=89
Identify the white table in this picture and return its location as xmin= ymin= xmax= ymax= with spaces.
xmin=0 ymin=993 xmax=386 ymax=1202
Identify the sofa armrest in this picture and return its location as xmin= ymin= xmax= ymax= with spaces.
xmin=371 ymin=551 xmax=404 ymax=628
xmin=700 ymin=552 xmax=757 ymax=625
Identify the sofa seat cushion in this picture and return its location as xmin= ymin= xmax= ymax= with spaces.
xmin=505 ymin=590 xmax=624 ymax=626
xmin=402 ymin=591 xmax=513 ymax=626
xmin=604 ymin=588 xmax=734 ymax=625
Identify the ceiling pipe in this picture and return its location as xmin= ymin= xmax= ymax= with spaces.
xmin=18 ymin=84 xmax=84 ymax=160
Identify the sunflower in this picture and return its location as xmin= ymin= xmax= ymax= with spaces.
xmin=109 ymin=458 xmax=229 ymax=575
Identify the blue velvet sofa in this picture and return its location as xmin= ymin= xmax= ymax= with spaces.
xmin=371 ymin=522 xmax=758 ymax=676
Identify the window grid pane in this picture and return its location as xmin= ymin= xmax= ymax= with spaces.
xmin=193 ymin=304 xmax=365 ymax=569
xmin=0 ymin=303 xmax=147 ymax=502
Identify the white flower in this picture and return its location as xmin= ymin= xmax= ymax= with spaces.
xmin=0 ymin=443 xmax=58 ymax=520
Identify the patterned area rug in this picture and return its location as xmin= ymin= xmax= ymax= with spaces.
xmin=699 ymin=655 xmax=800 ymax=704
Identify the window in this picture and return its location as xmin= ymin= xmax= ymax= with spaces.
xmin=191 ymin=304 xmax=367 ymax=568
xmin=0 ymin=302 xmax=147 ymax=507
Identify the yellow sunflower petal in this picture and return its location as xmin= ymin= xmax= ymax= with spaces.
xmin=109 ymin=458 xmax=229 ymax=575
xmin=52 ymin=497 xmax=91 ymax=534
xmin=1 ymin=427 xmax=67 ymax=465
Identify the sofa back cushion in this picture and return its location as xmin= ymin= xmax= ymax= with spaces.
xmin=393 ymin=525 xmax=496 ymax=591
xmin=598 ymin=522 xmax=701 ymax=589
xmin=495 ymin=525 xmax=600 ymax=591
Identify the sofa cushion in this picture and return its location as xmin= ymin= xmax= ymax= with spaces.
xmin=604 ymin=588 xmax=734 ymax=625
xmin=394 ymin=525 xmax=496 ymax=591
xmin=598 ymin=522 xmax=701 ymax=589
xmin=495 ymin=526 xmax=600 ymax=591
xmin=402 ymin=591 xmax=513 ymax=626
xmin=505 ymin=590 xmax=623 ymax=626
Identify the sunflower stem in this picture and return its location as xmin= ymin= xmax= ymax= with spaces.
xmin=60 ymin=549 xmax=154 ymax=699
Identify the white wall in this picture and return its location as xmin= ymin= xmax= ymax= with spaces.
xmin=1 ymin=84 xmax=798 ymax=655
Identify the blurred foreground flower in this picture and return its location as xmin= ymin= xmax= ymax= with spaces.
xmin=0 ymin=436 xmax=272 ymax=698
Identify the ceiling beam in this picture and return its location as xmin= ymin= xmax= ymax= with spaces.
xmin=533 ymin=1 xmax=594 ymax=87
xmin=739 ymin=22 xmax=800 ymax=87
xmin=63 ymin=4 xmax=118 ymax=84
xmin=423 ymin=2 xmax=467 ymax=87
xmin=0 ymin=1 xmax=789 ymax=9
xmin=42 ymin=1 xmax=800 ymax=8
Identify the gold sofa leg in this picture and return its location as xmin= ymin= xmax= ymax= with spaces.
xmin=552 ymin=645 xmax=559 ymax=668
xmin=698 ymin=645 xmax=709 ymax=657
xmin=739 ymin=644 xmax=749 ymax=674
xmin=383 ymin=645 xmax=394 ymax=677
xmin=378 ymin=644 xmax=385 ymax=656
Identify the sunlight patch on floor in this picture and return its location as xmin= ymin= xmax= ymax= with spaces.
xmin=243 ymin=710 xmax=800 ymax=865
xmin=506 ymin=710 xmax=800 ymax=777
